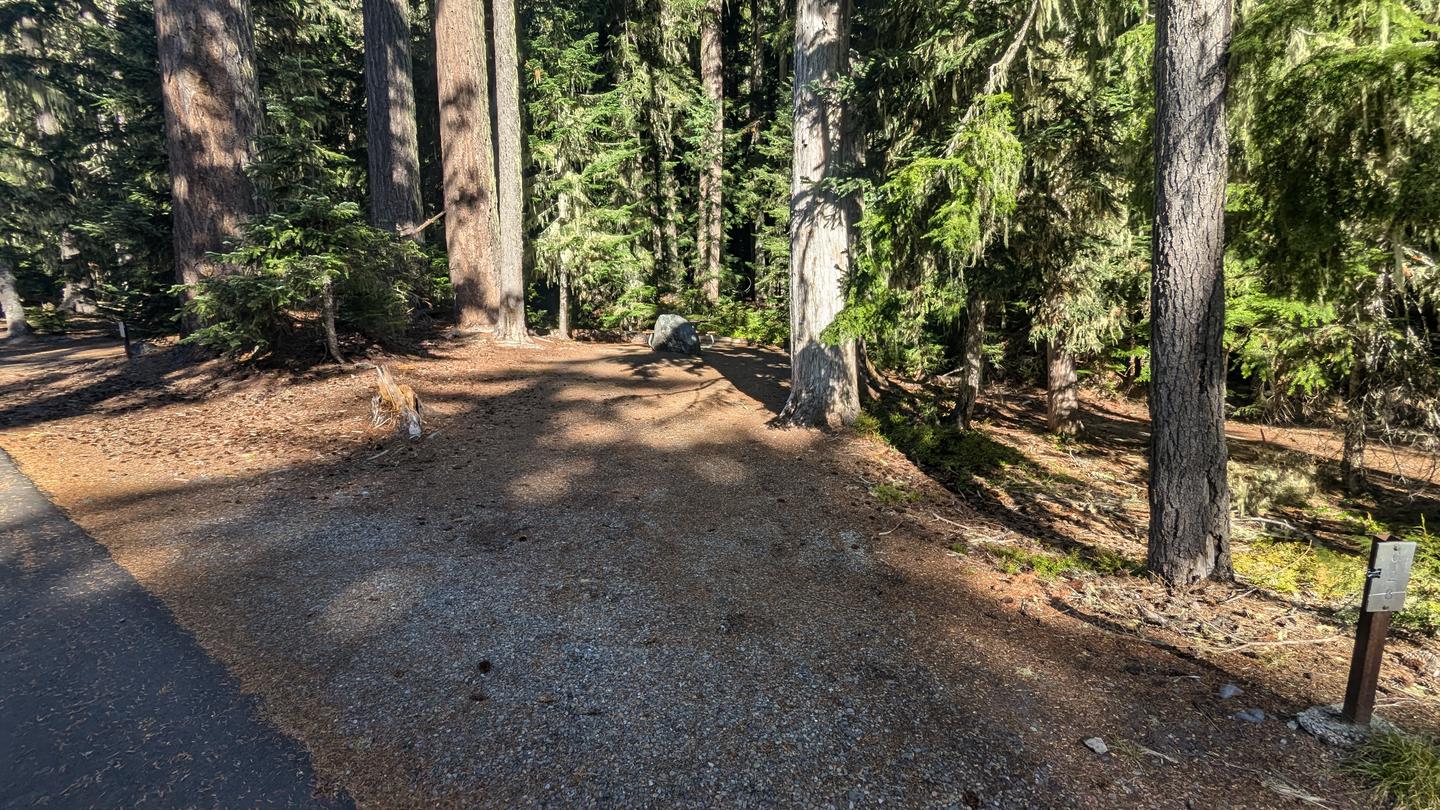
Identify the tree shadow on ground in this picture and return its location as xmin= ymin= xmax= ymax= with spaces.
xmin=0 ymin=340 xmax=1368 ymax=807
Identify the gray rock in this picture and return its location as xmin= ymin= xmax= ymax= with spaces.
xmin=1296 ymin=704 xmax=1398 ymax=748
xmin=1234 ymin=708 xmax=1266 ymax=723
xmin=1219 ymin=683 xmax=1243 ymax=700
xmin=1082 ymin=737 xmax=1108 ymax=755
xmin=650 ymin=314 xmax=701 ymax=355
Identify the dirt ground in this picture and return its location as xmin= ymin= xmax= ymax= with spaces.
xmin=0 ymin=331 xmax=1423 ymax=808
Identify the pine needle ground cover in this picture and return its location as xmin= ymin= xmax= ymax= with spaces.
xmin=0 ymin=335 xmax=1394 ymax=807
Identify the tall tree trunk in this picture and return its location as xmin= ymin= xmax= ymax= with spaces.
xmin=779 ymin=0 xmax=858 ymax=429
xmin=1046 ymin=337 xmax=1080 ymax=435
xmin=363 ymin=0 xmax=424 ymax=236
xmin=954 ymin=291 xmax=986 ymax=430
xmin=1341 ymin=362 xmax=1367 ymax=494
xmin=557 ymin=267 xmax=571 ymax=339
xmin=321 ymin=276 xmax=344 ymax=364
xmin=1147 ymin=0 xmax=1232 ymax=585
xmin=697 ymin=0 xmax=724 ymax=303
xmin=1342 ymin=274 xmax=1390 ymax=494
xmin=0 ymin=260 xmax=32 ymax=342
xmin=491 ymin=0 xmax=529 ymax=344
xmin=153 ymin=0 xmax=260 ymax=327
xmin=655 ymin=136 xmax=682 ymax=285
xmin=436 ymin=0 xmax=500 ymax=331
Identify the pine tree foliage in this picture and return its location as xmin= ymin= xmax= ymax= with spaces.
xmin=1233 ymin=0 xmax=1440 ymax=460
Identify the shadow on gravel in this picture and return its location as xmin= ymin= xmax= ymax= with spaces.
xmin=0 ymin=341 xmax=1365 ymax=807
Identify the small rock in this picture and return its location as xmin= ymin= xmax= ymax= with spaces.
xmin=1083 ymin=737 xmax=1109 ymax=755
xmin=1235 ymin=708 xmax=1266 ymax=723
xmin=1219 ymin=683 xmax=1243 ymax=700
xmin=1287 ymin=720 xmax=1299 ymax=731
xmin=649 ymin=314 xmax=701 ymax=355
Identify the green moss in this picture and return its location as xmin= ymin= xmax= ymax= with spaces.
xmin=988 ymin=544 xmax=1141 ymax=580
xmin=1235 ymin=526 xmax=1440 ymax=636
xmin=1348 ymin=731 xmax=1440 ymax=810
xmin=869 ymin=482 xmax=921 ymax=505
xmin=1233 ymin=537 xmax=1366 ymax=601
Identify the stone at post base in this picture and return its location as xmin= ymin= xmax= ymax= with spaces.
xmin=1296 ymin=704 xmax=1398 ymax=748
xmin=650 ymin=314 xmax=701 ymax=355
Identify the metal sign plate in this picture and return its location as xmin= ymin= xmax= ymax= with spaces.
xmin=1364 ymin=541 xmax=1417 ymax=613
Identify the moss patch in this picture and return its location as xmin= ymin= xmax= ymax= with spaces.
xmin=1234 ymin=520 xmax=1440 ymax=636
xmin=988 ymin=544 xmax=1141 ymax=580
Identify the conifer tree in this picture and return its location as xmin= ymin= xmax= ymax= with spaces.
xmin=153 ymin=0 xmax=262 ymax=317
xmin=1147 ymin=0 xmax=1233 ymax=584
xmin=781 ymin=0 xmax=858 ymax=428
xmin=363 ymin=0 xmax=424 ymax=236
xmin=436 ymin=0 xmax=500 ymax=330
xmin=493 ymin=0 xmax=529 ymax=343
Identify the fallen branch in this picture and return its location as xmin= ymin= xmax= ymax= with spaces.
xmin=1212 ymin=635 xmax=1342 ymax=655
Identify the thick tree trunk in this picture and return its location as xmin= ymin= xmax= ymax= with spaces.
xmin=153 ymin=0 xmax=260 ymax=323
xmin=1 ymin=260 xmax=32 ymax=342
xmin=954 ymin=292 xmax=986 ymax=430
xmin=363 ymin=0 xmax=424 ymax=236
xmin=1046 ymin=337 xmax=1081 ymax=435
xmin=697 ymin=0 xmax=724 ymax=303
xmin=491 ymin=0 xmax=529 ymax=344
xmin=436 ymin=0 xmax=500 ymax=330
xmin=779 ymin=0 xmax=858 ymax=429
xmin=1147 ymin=0 xmax=1232 ymax=584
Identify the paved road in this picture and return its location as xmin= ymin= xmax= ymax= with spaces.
xmin=0 ymin=450 xmax=346 ymax=808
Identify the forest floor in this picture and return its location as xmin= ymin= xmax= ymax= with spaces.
xmin=1 ymin=329 xmax=1435 ymax=807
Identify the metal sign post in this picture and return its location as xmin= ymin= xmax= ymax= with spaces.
xmin=1341 ymin=538 xmax=1416 ymax=725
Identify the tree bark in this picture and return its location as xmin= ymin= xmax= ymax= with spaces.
xmin=1341 ymin=274 xmax=1389 ymax=494
xmin=697 ymin=0 xmax=724 ymax=303
xmin=491 ymin=0 xmax=529 ymax=344
xmin=1147 ymin=0 xmax=1233 ymax=584
xmin=153 ymin=0 xmax=261 ymax=324
xmin=0 ymin=260 xmax=32 ymax=342
xmin=1046 ymin=337 xmax=1080 ymax=435
xmin=1341 ymin=362 xmax=1367 ymax=494
xmin=363 ymin=0 xmax=424 ymax=236
xmin=321 ymin=276 xmax=345 ymax=364
xmin=779 ymin=0 xmax=858 ymax=429
xmin=954 ymin=291 xmax=986 ymax=430
xmin=436 ymin=0 xmax=500 ymax=330
xmin=557 ymin=267 xmax=571 ymax=339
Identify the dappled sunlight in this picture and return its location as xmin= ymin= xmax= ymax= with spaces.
xmin=505 ymin=457 xmax=596 ymax=505
xmin=0 ymin=338 xmax=1378 ymax=807
xmin=317 ymin=567 xmax=424 ymax=643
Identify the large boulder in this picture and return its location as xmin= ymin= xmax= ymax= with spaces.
xmin=650 ymin=314 xmax=701 ymax=355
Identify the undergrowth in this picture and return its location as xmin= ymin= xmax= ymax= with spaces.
xmin=981 ymin=544 xmax=1142 ymax=579
xmin=869 ymin=482 xmax=921 ymax=505
xmin=1348 ymin=730 xmax=1440 ymax=809
xmin=856 ymin=405 xmax=1029 ymax=484
xmin=1234 ymin=519 xmax=1440 ymax=636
